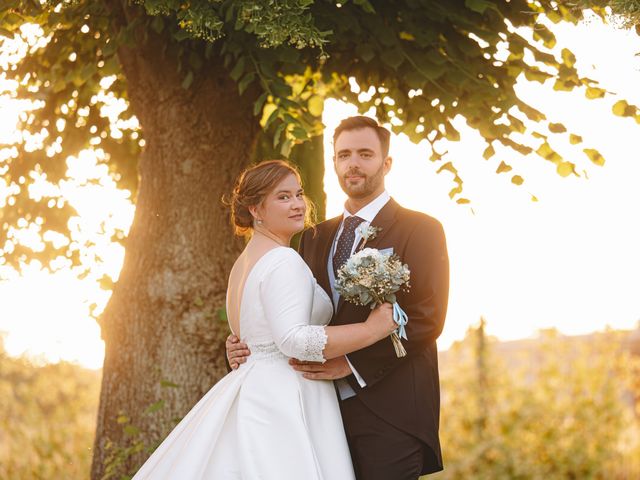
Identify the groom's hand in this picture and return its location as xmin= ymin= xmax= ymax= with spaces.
xmin=226 ymin=334 xmax=250 ymax=369
xmin=289 ymin=356 xmax=352 ymax=380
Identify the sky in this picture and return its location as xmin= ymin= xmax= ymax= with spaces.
xmin=1 ymin=13 xmax=640 ymax=369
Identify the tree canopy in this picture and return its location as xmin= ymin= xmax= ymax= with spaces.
xmin=1 ymin=0 xmax=639 ymax=273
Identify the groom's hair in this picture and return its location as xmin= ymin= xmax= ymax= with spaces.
xmin=333 ymin=116 xmax=391 ymax=157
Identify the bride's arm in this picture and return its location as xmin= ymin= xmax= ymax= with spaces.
xmin=321 ymin=305 xmax=394 ymax=359
xmin=261 ymin=251 xmax=395 ymax=362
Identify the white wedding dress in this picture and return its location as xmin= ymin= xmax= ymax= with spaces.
xmin=133 ymin=246 xmax=355 ymax=479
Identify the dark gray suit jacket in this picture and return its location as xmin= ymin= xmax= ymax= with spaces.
xmin=299 ymin=198 xmax=449 ymax=474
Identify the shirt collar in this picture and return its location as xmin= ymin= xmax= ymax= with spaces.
xmin=342 ymin=190 xmax=390 ymax=224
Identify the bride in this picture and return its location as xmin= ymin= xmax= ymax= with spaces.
xmin=133 ymin=160 xmax=396 ymax=479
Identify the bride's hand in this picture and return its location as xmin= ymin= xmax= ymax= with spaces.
xmin=364 ymin=303 xmax=396 ymax=340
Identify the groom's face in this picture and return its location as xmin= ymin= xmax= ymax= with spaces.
xmin=333 ymin=127 xmax=391 ymax=200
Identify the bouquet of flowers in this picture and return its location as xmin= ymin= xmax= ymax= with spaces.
xmin=335 ymin=247 xmax=411 ymax=357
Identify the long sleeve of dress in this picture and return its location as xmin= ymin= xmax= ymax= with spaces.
xmin=259 ymin=250 xmax=328 ymax=362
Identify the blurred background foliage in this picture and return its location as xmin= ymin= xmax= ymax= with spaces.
xmin=0 ymin=334 xmax=100 ymax=479
xmin=431 ymin=321 xmax=640 ymax=479
xmin=2 ymin=323 xmax=639 ymax=480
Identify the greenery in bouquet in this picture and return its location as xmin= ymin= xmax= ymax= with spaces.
xmin=335 ymin=248 xmax=411 ymax=357
xmin=335 ymin=248 xmax=410 ymax=308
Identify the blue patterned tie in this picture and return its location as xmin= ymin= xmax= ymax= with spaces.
xmin=333 ymin=216 xmax=365 ymax=277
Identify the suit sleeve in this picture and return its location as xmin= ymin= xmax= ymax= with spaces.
xmin=346 ymin=216 xmax=449 ymax=387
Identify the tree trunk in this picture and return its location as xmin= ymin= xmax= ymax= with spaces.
xmin=90 ymin=27 xmax=260 ymax=478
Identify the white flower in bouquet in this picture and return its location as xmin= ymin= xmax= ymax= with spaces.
xmin=335 ymin=248 xmax=411 ymax=357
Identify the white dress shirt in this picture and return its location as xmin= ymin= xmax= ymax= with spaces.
xmin=328 ymin=190 xmax=391 ymax=399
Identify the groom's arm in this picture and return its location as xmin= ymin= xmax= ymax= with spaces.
xmin=346 ymin=214 xmax=449 ymax=387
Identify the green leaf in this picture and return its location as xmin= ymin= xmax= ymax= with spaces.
xmin=399 ymin=31 xmax=415 ymax=41
xmin=238 ymin=72 xmax=255 ymax=95
xmin=437 ymin=161 xmax=458 ymax=175
xmin=449 ymin=184 xmax=463 ymax=199
xmin=273 ymin=122 xmax=286 ymax=149
xmin=536 ymin=142 xmax=562 ymax=164
xmin=354 ymin=0 xmax=376 ymax=13
xmin=270 ymin=81 xmax=292 ymax=98
xmin=496 ymin=161 xmax=512 ymax=174
xmin=569 ymin=134 xmax=583 ymax=145
xmin=280 ymin=138 xmax=293 ymax=157
xmin=553 ymin=80 xmax=575 ymax=92
xmin=465 ymin=0 xmax=495 ymax=14
xmin=556 ymin=161 xmax=575 ymax=177
xmin=561 ymin=48 xmax=576 ymax=68
xmin=308 ymin=95 xmax=323 ymax=117
xmin=160 ymin=379 xmax=180 ymax=388
xmin=229 ymin=56 xmax=245 ymax=81
xmin=524 ymin=68 xmax=552 ymax=83
xmin=532 ymin=131 xmax=547 ymax=140
xmin=172 ymin=28 xmax=191 ymax=42
xmin=380 ymin=48 xmax=404 ymax=70
xmin=612 ymin=100 xmax=627 ymax=116
xmin=444 ymin=122 xmax=460 ymax=141
xmin=145 ymin=400 xmax=165 ymax=414
xmin=546 ymin=10 xmax=562 ymax=23
xmin=253 ymin=92 xmax=268 ymax=117
xmin=264 ymin=106 xmax=280 ymax=129
xmin=583 ymin=148 xmax=605 ymax=166
xmin=533 ymin=25 xmax=556 ymax=49
xmin=291 ymin=126 xmax=308 ymax=140
xmin=585 ymin=87 xmax=606 ymax=99
xmin=99 ymin=275 xmax=114 ymax=291
xmin=548 ymin=122 xmax=566 ymax=133
xmin=612 ymin=100 xmax=637 ymax=117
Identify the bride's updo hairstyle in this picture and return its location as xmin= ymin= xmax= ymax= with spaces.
xmin=227 ymin=159 xmax=315 ymax=237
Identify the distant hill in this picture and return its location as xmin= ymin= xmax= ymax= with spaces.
xmin=439 ymin=326 xmax=640 ymax=367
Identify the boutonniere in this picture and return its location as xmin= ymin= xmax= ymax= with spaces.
xmin=356 ymin=224 xmax=382 ymax=250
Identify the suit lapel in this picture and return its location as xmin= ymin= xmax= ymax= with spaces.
xmin=336 ymin=198 xmax=401 ymax=315
xmin=316 ymin=216 xmax=342 ymax=305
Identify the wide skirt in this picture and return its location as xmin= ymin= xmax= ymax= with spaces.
xmin=133 ymin=353 xmax=355 ymax=480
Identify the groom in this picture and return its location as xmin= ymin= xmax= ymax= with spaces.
xmin=227 ymin=116 xmax=449 ymax=479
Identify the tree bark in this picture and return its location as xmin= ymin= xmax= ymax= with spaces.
xmin=90 ymin=24 xmax=260 ymax=479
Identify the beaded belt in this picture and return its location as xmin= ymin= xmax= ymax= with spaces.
xmin=246 ymin=341 xmax=287 ymax=362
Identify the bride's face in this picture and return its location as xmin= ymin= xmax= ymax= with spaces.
xmin=255 ymin=173 xmax=306 ymax=238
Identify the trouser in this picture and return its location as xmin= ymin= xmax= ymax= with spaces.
xmin=339 ymin=394 xmax=437 ymax=480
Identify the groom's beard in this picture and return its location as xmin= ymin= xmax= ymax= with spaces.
xmin=339 ymin=165 xmax=385 ymax=199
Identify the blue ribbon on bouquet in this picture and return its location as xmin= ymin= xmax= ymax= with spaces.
xmin=392 ymin=302 xmax=408 ymax=340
